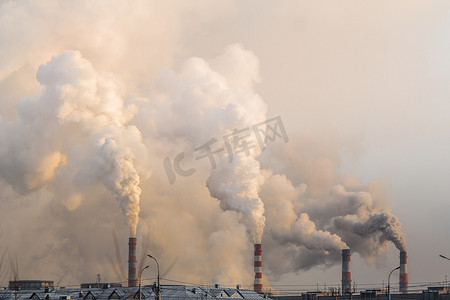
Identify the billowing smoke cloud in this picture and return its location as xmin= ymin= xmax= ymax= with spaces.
xmin=0 ymin=44 xmax=407 ymax=286
xmin=0 ymin=50 xmax=146 ymax=238
xmin=207 ymin=155 xmax=266 ymax=243
xmin=40 ymin=51 xmax=146 ymax=237
xmin=273 ymin=213 xmax=348 ymax=252
xmin=140 ymin=44 xmax=268 ymax=244
xmin=0 ymin=45 xmax=266 ymax=284
xmin=0 ymin=1 xmax=409 ymax=287
xmin=333 ymin=212 xmax=406 ymax=252
xmin=260 ymin=172 xmax=347 ymax=273
xmin=324 ymin=184 xmax=407 ymax=255
xmin=133 ymin=44 xmax=268 ymax=284
xmin=35 ymin=43 xmax=264 ymax=284
xmin=259 ymin=141 xmax=407 ymax=275
xmin=87 ymin=136 xmax=142 ymax=237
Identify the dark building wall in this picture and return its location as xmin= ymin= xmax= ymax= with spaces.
xmin=274 ymin=292 xmax=450 ymax=300
xmin=8 ymin=280 xmax=54 ymax=290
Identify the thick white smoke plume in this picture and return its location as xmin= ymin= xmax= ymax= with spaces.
xmin=0 ymin=50 xmax=146 ymax=237
xmin=203 ymin=45 xmax=267 ymax=244
xmin=39 ymin=51 xmax=146 ymax=237
xmin=0 ymin=44 xmax=268 ymax=284
xmin=141 ymin=44 xmax=268 ymax=244
xmin=88 ymin=136 xmax=142 ymax=237
xmin=206 ymin=155 xmax=266 ymax=243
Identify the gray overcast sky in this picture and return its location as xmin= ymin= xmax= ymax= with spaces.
xmin=0 ymin=0 xmax=449 ymax=291
xmin=258 ymin=2 xmax=450 ymax=288
xmin=250 ymin=2 xmax=450 ymax=288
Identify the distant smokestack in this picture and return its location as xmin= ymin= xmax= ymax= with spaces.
xmin=128 ymin=237 xmax=137 ymax=287
xmin=399 ymin=251 xmax=408 ymax=293
xmin=341 ymin=249 xmax=351 ymax=295
xmin=254 ymin=244 xmax=262 ymax=293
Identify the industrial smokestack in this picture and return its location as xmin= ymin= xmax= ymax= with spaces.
xmin=254 ymin=244 xmax=262 ymax=293
xmin=341 ymin=249 xmax=351 ymax=295
xmin=128 ymin=237 xmax=137 ymax=287
xmin=399 ymin=251 xmax=408 ymax=293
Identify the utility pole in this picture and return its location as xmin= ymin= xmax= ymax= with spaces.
xmin=96 ymin=274 xmax=101 ymax=288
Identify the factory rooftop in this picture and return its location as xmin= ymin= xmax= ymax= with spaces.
xmin=0 ymin=284 xmax=268 ymax=300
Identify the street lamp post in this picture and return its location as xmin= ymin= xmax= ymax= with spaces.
xmin=388 ymin=266 xmax=400 ymax=300
xmin=139 ymin=266 xmax=150 ymax=300
xmin=439 ymin=255 xmax=450 ymax=288
xmin=439 ymin=255 xmax=450 ymax=262
xmin=147 ymin=255 xmax=161 ymax=300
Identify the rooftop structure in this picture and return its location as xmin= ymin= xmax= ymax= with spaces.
xmin=8 ymin=280 xmax=54 ymax=291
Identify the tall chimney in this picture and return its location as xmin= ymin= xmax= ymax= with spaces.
xmin=399 ymin=251 xmax=408 ymax=293
xmin=341 ymin=249 xmax=351 ymax=295
xmin=128 ymin=237 xmax=137 ymax=287
xmin=254 ymin=244 xmax=262 ymax=293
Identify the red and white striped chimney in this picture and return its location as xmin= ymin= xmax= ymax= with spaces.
xmin=254 ymin=244 xmax=262 ymax=293
xmin=341 ymin=249 xmax=351 ymax=295
xmin=128 ymin=237 xmax=137 ymax=287
xmin=399 ymin=251 xmax=408 ymax=293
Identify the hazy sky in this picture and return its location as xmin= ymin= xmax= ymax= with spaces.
xmin=0 ymin=1 xmax=449 ymax=293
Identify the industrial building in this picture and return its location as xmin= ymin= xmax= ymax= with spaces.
xmin=268 ymin=249 xmax=449 ymax=300
xmin=8 ymin=280 xmax=54 ymax=291
xmin=271 ymin=287 xmax=450 ymax=300
xmin=2 ymin=237 xmax=445 ymax=300
xmin=1 ymin=284 xmax=449 ymax=300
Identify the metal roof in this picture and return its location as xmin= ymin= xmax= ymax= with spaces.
xmin=0 ymin=285 xmax=268 ymax=300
